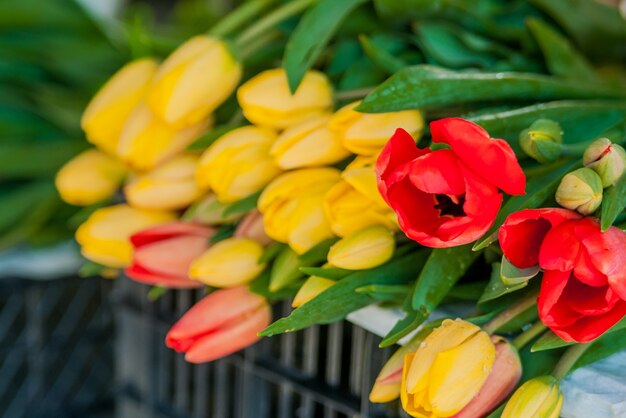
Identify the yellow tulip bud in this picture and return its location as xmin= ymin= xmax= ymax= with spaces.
xmin=327 ymin=226 xmax=394 ymax=270
xmin=189 ymin=237 xmax=266 ymax=287
xmin=502 ymin=376 xmax=563 ymax=418
xmin=292 ymin=276 xmax=336 ymax=308
xmin=125 ymin=153 xmax=202 ymax=210
xmin=237 ymin=68 xmax=333 ymax=129
xmin=147 ymin=36 xmax=242 ymax=127
xmin=196 ymin=126 xmax=282 ymax=202
xmin=329 ymin=101 xmax=424 ymax=156
xmin=55 ymin=149 xmax=127 ymax=206
xmin=117 ymin=104 xmax=210 ymax=171
xmin=258 ymin=168 xmax=340 ymax=254
xmin=82 ymin=59 xmax=158 ymax=156
xmin=182 ymin=194 xmax=243 ymax=225
xmin=76 ymin=204 xmax=175 ymax=268
xmin=324 ymin=156 xmax=397 ymax=237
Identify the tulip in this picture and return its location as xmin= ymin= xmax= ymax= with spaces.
xmin=237 ymin=68 xmax=333 ymax=129
xmin=234 ymin=211 xmax=272 ymax=246
xmin=502 ymin=376 xmax=563 ymax=418
xmin=270 ymin=115 xmax=351 ymax=169
xmin=583 ymin=137 xmax=626 ymax=187
xmin=55 ymin=149 xmax=127 ymax=206
xmin=117 ymin=103 xmax=210 ymax=171
xmin=126 ymin=222 xmax=215 ymax=288
xmin=292 ymin=276 xmax=336 ymax=308
xmin=327 ymin=226 xmax=395 ymax=270
xmin=76 ymin=204 xmax=175 ymax=268
xmin=519 ymin=119 xmax=563 ymax=163
xmin=147 ymin=36 xmax=242 ymax=127
xmin=81 ymin=58 xmax=158 ymax=155
xmin=196 ymin=126 xmax=282 ymax=202
xmin=125 ymin=153 xmax=202 ymax=210
xmin=182 ymin=194 xmax=243 ymax=225
xmin=166 ymin=286 xmax=271 ymax=363
xmin=329 ymin=101 xmax=424 ymax=156
xmin=258 ymin=168 xmax=341 ymax=254
xmin=189 ymin=237 xmax=266 ymax=287
xmin=555 ymin=168 xmax=603 ymax=215
xmin=325 ymin=155 xmax=397 ymax=237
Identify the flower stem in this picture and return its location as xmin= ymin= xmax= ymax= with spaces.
xmin=335 ymin=87 xmax=375 ymax=101
xmin=512 ymin=321 xmax=547 ymax=350
xmin=483 ymin=290 xmax=539 ymax=335
xmin=552 ymin=342 xmax=592 ymax=380
xmin=238 ymin=30 xmax=282 ymax=60
xmin=209 ymin=0 xmax=277 ymax=38
xmin=561 ymin=141 xmax=594 ymax=157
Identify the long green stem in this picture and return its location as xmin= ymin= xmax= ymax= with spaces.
xmin=238 ymin=30 xmax=282 ymax=60
xmin=561 ymin=140 xmax=594 ymax=157
xmin=483 ymin=291 xmax=539 ymax=335
xmin=209 ymin=0 xmax=277 ymax=38
xmin=512 ymin=321 xmax=547 ymax=349
xmin=552 ymin=342 xmax=592 ymax=380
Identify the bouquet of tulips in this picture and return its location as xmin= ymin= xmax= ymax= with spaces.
xmin=55 ymin=0 xmax=626 ymax=416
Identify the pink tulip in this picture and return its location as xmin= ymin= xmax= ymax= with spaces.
xmin=234 ymin=210 xmax=272 ymax=246
xmin=126 ymin=222 xmax=215 ymax=288
xmin=165 ymin=286 xmax=271 ymax=363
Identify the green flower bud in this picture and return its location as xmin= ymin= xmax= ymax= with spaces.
xmin=583 ymin=137 xmax=626 ymax=187
xmin=555 ymin=168 xmax=603 ymax=215
xmin=519 ymin=119 xmax=563 ymax=163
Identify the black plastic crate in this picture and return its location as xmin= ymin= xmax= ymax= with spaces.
xmin=113 ymin=279 xmax=408 ymax=418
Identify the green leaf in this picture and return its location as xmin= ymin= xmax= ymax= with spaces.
xmin=600 ymin=172 xmax=626 ymax=231
xmin=533 ymin=316 xmax=626 ymax=352
xmin=572 ymin=328 xmax=626 ymax=372
xmin=269 ymin=246 xmax=318 ymax=292
xmin=209 ymin=224 xmax=236 ymax=244
xmin=297 ymin=237 xmax=338 ymax=265
xmin=222 ymin=191 xmax=261 ymax=218
xmin=78 ymin=261 xmax=108 ymax=278
xmin=445 ymin=281 xmax=488 ymax=301
xmin=358 ymin=34 xmax=406 ymax=74
xmin=501 ymin=256 xmax=540 ymax=285
xmin=479 ymin=262 xmax=528 ymax=304
xmin=259 ymin=242 xmax=286 ymax=264
xmin=250 ymin=269 xmax=301 ymax=301
xmin=283 ymin=0 xmax=367 ymax=92
xmin=485 ymin=404 xmax=504 ymax=418
xmin=147 ymin=286 xmax=167 ymax=301
xmin=355 ymin=284 xmax=409 ymax=303
xmin=259 ymin=250 xmax=428 ymax=337
xmin=299 ymin=266 xmax=351 ymax=280
xmin=380 ymin=304 xmax=429 ymax=347
xmin=0 ymin=140 xmax=87 ymax=178
xmin=357 ymin=65 xmax=626 ymax=113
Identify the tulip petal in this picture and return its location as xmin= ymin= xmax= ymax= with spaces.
xmin=125 ymin=264 xmax=203 ymax=288
xmin=538 ymin=221 xmax=581 ymax=272
xmin=408 ymin=150 xmax=466 ymax=196
xmin=580 ymin=224 xmax=626 ymax=300
xmin=549 ymin=300 xmax=626 ymax=342
xmin=130 ymin=222 xmax=215 ymax=247
xmin=563 ymin=278 xmax=620 ymax=315
xmin=133 ymin=235 xmax=208 ymax=279
xmin=538 ymin=270 xmax=581 ymax=328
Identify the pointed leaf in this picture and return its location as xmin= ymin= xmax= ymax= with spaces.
xmin=222 ymin=191 xmax=261 ymax=218
xmin=501 ymin=256 xmax=540 ymax=285
xmin=478 ymin=262 xmax=528 ymax=304
xmin=299 ymin=266 xmax=351 ymax=280
xmin=600 ymin=172 xmax=626 ymax=231
xmin=533 ymin=316 xmax=626 ymax=352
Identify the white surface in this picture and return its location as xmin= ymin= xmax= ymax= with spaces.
xmin=0 ymin=242 xmax=83 ymax=280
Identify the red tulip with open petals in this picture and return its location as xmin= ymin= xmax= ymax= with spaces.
xmin=126 ymin=222 xmax=214 ymax=288
xmin=376 ymin=118 xmax=525 ymax=248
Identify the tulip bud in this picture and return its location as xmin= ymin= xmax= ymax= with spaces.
xmin=196 ymin=126 xmax=282 ymax=203
xmin=329 ymin=101 xmax=424 ymax=156
xmin=327 ymin=226 xmax=395 ymax=270
xmin=55 ymin=149 xmax=127 ymax=206
xmin=583 ymin=137 xmax=626 ymax=187
xmin=519 ymin=119 xmax=563 ymax=163
xmin=76 ymin=204 xmax=175 ymax=268
xmin=234 ymin=211 xmax=272 ymax=246
xmin=555 ymin=167 xmax=603 ymax=215
xmin=189 ymin=237 xmax=266 ymax=287
xmin=182 ymin=194 xmax=243 ymax=225
xmin=147 ymin=36 xmax=242 ymax=127
xmin=292 ymin=276 xmax=336 ymax=308
xmin=237 ymin=68 xmax=333 ymax=129
xmin=82 ymin=59 xmax=158 ymax=156
xmin=502 ymin=376 xmax=563 ymax=418
xmin=125 ymin=153 xmax=202 ymax=210
xmin=270 ymin=115 xmax=351 ymax=169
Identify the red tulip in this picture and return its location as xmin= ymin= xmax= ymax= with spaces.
xmin=537 ymin=217 xmax=626 ymax=342
xmin=126 ymin=222 xmax=215 ymax=288
xmin=165 ymin=286 xmax=271 ymax=363
xmin=376 ymin=118 xmax=525 ymax=248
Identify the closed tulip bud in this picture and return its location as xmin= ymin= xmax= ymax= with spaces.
xmin=583 ymin=137 xmax=626 ymax=187
xmin=292 ymin=276 xmax=336 ymax=308
xmin=502 ymin=376 xmax=563 ymax=418
xmin=117 ymin=103 xmax=210 ymax=171
xmin=82 ymin=59 xmax=158 ymax=155
xmin=327 ymin=226 xmax=394 ymax=270
xmin=555 ymin=168 xmax=603 ymax=215
xmin=55 ymin=149 xmax=127 ymax=206
xmin=237 ymin=68 xmax=333 ymax=129
xmin=182 ymin=194 xmax=243 ymax=225
xmin=166 ymin=286 xmax=271 ymax=363
xmin=329 ymin=101 xmax=424 ymax=156
xmin=189 ymin=237 xmax=265 ymax=287
xmin=196 ymin=126 xmax=282 ymax=202
xmin=519 ymin=119 xmax=563 ymax=163
xmin=325 ymin=156 xmax=397 ymax=237
xmin=258 ymin=168 xmax=341 ymax=254
xmin=126 ymin=222 xmax=215 ymax=288
xmin=147 ymin=36 xmax=242 ymax=127
xmin=234 ymin=211 xmax=272 ymax=246
xmin=270 ymin=115 xmax=351 ymax=169
xmin=76 ymin=204 xmax=175 ymax=268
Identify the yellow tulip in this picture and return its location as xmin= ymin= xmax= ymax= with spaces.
xmin=117 ymin=103 xmax=210 ymax=171
xmin=329 ymin=101 xmax=424 ymax=156
xmin=81 ymin=59 xmax=158 ymax=156
xmin=502 ymin=376 xmax=563 ymax=418
xmin=327 ymin=225 xmax=394 ymax=270
xmin=324 ymin=156 xmax=397 ymax=237
xmin=75 ymin=204 xmax=175 ymax=268
xmin=258 ymin=168 xmax=341 ymax=254
xmin=237 ymin=68 xmax=333 ymax=129
xmin=55 ymin=149 xmax=127 ymax=206
xmin=292 ymin=276 xmax=336 ymax=308
xmin=189 ymin=237 xmax=266 ymax=287
xmin=125 ymin=153 xmax=202 ymax=210
xmin=270 ymin=115 xmax=351 ymax=169
xmin=147 ymin=36 xmax=242 ymax=127
xmin=196 ymin=126 xmax=282 ymax=202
